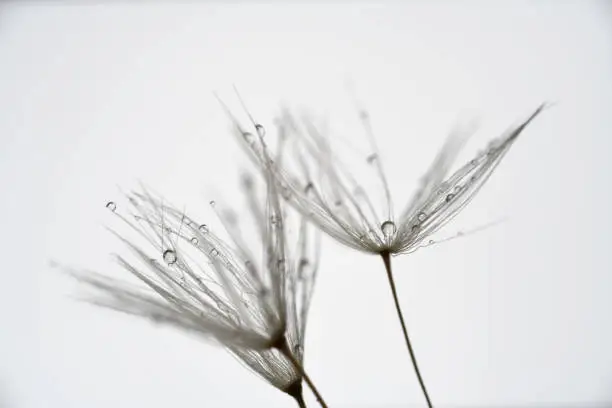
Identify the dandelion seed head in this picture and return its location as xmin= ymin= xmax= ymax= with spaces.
xmin=74 ymin=173 xmax=321 ymax=397
xmin=228 ymin=89 xmax=547 ymax=256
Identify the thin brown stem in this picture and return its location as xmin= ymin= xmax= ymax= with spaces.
xmin=277 ymin=339 xmax=329 ymax=408
xmin=381 ymin=251 xmax=433 ymax=408
xmin=293 ymin=394 xmax=308 ymax=408
xmin=285 ymin=379 xmax=308 ymax=408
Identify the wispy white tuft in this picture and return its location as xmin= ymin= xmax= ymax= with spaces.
xmin=224 ymin=96 xmax=548 ymax=255
xmin=69 ymin=169 xmax=320 ymax=398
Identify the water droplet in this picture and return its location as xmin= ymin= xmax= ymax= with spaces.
xmin=470 ymin=159 xmax=478 ymax=166
xmin=454 ymin=185 xmax=462 ymax=193
xmin=294 ymin=344 xmax=302 ymax=353
xmin=209 ymin=200 xmax=216 ymax=207
xmin=105 ymin=201 xmax=116 ymax=212
xmin=417 ymin=212 xmax=427 ymax=222
xmin=190 ymin=237 xmax=199 ymax=245
xmin=242 ymin=132 xmax=254 ymax=144
xmin=280 ymin=187 xmax=292 ymax=200
xmin=366 ymin=153 xmax=378 ymax=164
xmin=437 ymin=182 xmax=449 ymax=195
xmin=255 ymin=124 xmax=266 ymax=138
xmin=304 ymin=182 xmax=314 ymax=197
xmin=428 ymin=239 xmax=435 ymax=245
xmin=210 ymin=248 xmax=219 ymax=257
xmin=199 ymin=224 xmax=209 ymax=233
xmin=163 ymin=249 xmax=177 ymax=265
xmin=445 ymin=193 xmax=455 ymax=202
xmin=381 ymin=220 xmax=396 ymax=239
xmin=411 ymin=225 xmax=420 ymax=233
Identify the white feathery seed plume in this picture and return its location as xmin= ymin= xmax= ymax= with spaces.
xmin=219 ymin=91 xmax=548 ymax=408
xmin=226 ymin=98 xmax=547 ymax=257
xmin=68 ymin=164 xmax=326 ymax=408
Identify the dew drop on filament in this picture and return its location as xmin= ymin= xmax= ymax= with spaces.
xmin=255 ymin=124 xmax=266 ymax=138
xmin=417 ymin=212 xmax=427 ymax=222
xmin=381 ymin=220 xmax=396 ymax=240
xmin=304 ymin=182 xmax=314 ymax=197
xmin=243 ymin=132 xmax=254 ymax=144
xmin=198 ymin=224 xmax=209 ymax=234
xmin=190 ymin=237 xmax=199 ymax=245
xmin=366 ymin=154 xmax=378 ymax=164
xmin=105 ymin=201 xmax=116 ymax=212
xmin=445 ymin=193 xmax=455 ymax=202
xmin=163 ymin=249 xmax=177 ymax=265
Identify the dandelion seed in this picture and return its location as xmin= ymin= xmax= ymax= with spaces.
xmin=233 ymin=100 xmax=546 ymax=255
xmin=72 ymin=175 xmax=327 ymax=407
xmin=226 ymin=95 xmax=547 ymax=408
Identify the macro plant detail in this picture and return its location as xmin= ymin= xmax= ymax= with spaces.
xmin=222 ymin=94 xmax=548 ymax=408
xmin=70 ymin=164 xmax=327 ymax=408
xmin=67 ymin=83 xmax=548 ymax=408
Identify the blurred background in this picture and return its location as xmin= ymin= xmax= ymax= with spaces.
xmin=1 ymin=2 xmax=611 ymax=407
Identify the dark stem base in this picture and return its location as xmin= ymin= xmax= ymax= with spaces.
xmin=285 ymin=379 xmax=308 ymax=408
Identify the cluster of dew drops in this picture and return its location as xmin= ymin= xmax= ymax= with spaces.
xmin=104 ymin=200 xmax=222 ymax=268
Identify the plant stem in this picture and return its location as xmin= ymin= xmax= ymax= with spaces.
xmin=294 ymin=394 xmax=308 ymax=408
xmin=285 ymin=379 xmax=308 ymax=408
xmin=277 ymin=339 xmax=329 ymax=408
xmin=381 ymin=251 xmax=433 ymax=408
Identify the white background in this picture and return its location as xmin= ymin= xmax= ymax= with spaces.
xmin=1 ymin=2 xmax=611 ymax=407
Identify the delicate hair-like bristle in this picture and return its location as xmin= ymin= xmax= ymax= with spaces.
xmin=69 ymin=168 xmax=321 ymax=396
xmin=224 ymin=93 xmax=547 ymax=255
